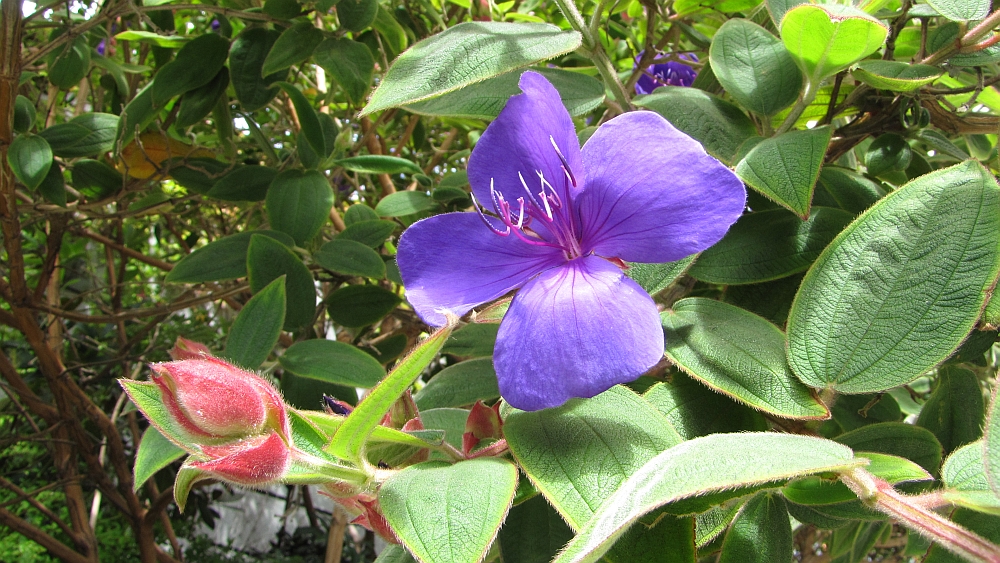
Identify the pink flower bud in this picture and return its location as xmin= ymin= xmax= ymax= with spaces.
xmin=169 ymin=337 xmax=213 ymax=360
xmin=463 ymin=401 xmax=502 ymax=455
xmin=192 ymin=432 xmax=290 ymax=486
xmin=152 ymin=356 xmax=287 ymax=439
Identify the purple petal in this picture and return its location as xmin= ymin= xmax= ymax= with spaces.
xmin=396 ymin=212 xmax=565 ymax=327
xmin=467 ymin=71 xmax=584 ymax=211
xmin=495 ymin=255 xmax=663 ymax=411
xmin=577 ymin=111 xmax=746 ymax=263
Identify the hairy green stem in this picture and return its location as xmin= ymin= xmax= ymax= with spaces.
xmin=776 ymin=79 xmax=818 ymax=135
xmin=550 ymin=0 xmax=633 ymax=111
xmin=841 ymin=467 xmax=1000 ymax=563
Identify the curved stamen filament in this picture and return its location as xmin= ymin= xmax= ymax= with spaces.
xmin=470 ymin=191 xmax=510 ymax=236
xmin=549 ymin=136 xmax=578 ymax=187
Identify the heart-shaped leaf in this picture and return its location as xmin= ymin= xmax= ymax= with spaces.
xmin=735 ymin=126 xmax=832 ymax=218
xmin=709 ymin=19 xmax=802 ymax=116
xmin=780 ymin=4 xmax=888 ymax=82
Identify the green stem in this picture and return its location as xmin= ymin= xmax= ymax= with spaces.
xmin=921 ymin=9 xmax=1000 ymax=65
xmin=775 ymin=78 xmax=818 ymax=135
xmin=841 ymin=467 xmax=1000 ymax=563
xmin=591 ymin=47 xmax=634 ymax=112
xmin=551 ymin=0 xmax=591 ymax=49
xmin=550 ymin=0 xmax=633 ymax=111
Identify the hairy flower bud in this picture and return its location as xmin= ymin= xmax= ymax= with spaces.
xmin=168 ymin=337 xmax=213 ymax=360
xmin=463 ymin=401 xmax=502 ymax=455
xmin=191 ymin=431 xmax=291 ymax=486
xmin=152 ymin=356 xmax=287 ymax=439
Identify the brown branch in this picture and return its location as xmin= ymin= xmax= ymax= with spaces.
xmin=359 ymin=116 xmax=397 ymax=195
xmin=0 ymin=349 xmax=58 ymax=421
xmin=32 ymin=214 xmax=69 ymax=304
xmin=0 ymin=307 xmax=20 ymax=330
xmin=923 ymin=97 xmax=1000 ymax=134
xmin=0 ymin=0 xmax=28 ymax=305
xmin=0 ymin=507 xmax=92 ymax=563
xmin=0 ymin=475 xmax=77 ymax=541
xmin=30 ymin=284 xmax=248 ymax=323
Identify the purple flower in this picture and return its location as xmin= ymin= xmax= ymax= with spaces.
xmin=396 ymin=71 xmax=745 ymax=411
xmin=635 ymin=54 xmax=699 ymax=94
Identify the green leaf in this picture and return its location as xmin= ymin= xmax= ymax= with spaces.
xmin=278 ymin=83 xmax=326 ymax=158
xmin=690 ymin=207 xmax=852 ymax=284
xmin=661 ymin=298 xmax=829 ymax=420
xmin=864 ymin=133 xmax=912 ymax=177
xmin=644 ymin=377 xmax=768 ymax=440
xmin=860 ymin=452 xmax=933 ymax=484
xmin=262 ymin=22 xmax=323 ymax=77
xmin=814 ymin=166 xmax=886 ymax=215
xmin=925 ymin=0 xmax=990 ymax=21
xmin=326 ymin=284 xmax=401 ymax=327
xmin=314 ymin=239 xmax=386 ymax=279
xmin=550 ymin=433 xmax=860 ymax=563
xmin=230 ymin=28 xmax=287 ymax=111
xmin=626 ymin=257 xmax=695 ymax=296
xmin=735 ymin=126 xmax=832 ymax=218
xmin=13 ymin=95 xmax=35 ymax=133
xmin=941 ymin=441 xmax=1000 ymax=515
xmin=362 ymin=22 xmax=581 ymax=115
xmin=717 ymin=494 xmax=792 ymax=563
xmin=787 ymin=162 xmax=1000 ymax=393
xmin=173 ymin=460 xmax=209 ymax=512
xmin=498 ymin=495 xmax=575 ymax=563
xmin=504 ymin=386 xmax=683 ymax=529
xmin=206 ymin=165 xmax=277 ymax=201
xmin=165 ymin=230 xmax=293 ymax=283
xmin=247 ymin=234 xmax=317 ymax=330
xmin=413 ymin=358 xmax=499 ymax=409
xmin=635 ymin=87 xmax=757 ymax=165
xmin=263 ymin=0 xmax=302 ymax=18
xmin=134 ymin=427 xmax=185 ymax=491
xmin=781 ymin=4 xmax=889 ymax=85
xmin=765 ymin=0 xmax=807 ymax=26
xmin=337 ymin=155 xmax=422 ymax=175
xmin=916 ymin=129 xmax=971 ymax=161
xmin=337 ymin=219 xmax=397 ymax=248
xmin=116 ymin=84 xmax=158 ymax=148
xmin=984 ymin=382 xmax=1000 ymax=501
xmin=344 ymin=203 xmax=380 ymax=225
xmin=442 ymin=324 xmax=498 ymax=358
xmin=379 ymin=458 xmax=518 ymax=563
xmin=337 ymin=0 xmax=378 ymax=32
xmin=327 ymin=326 xmax=452 ymax=463
xmin=851 ymin=61 xmax=942 ymax=92
xmin=223 ymin=277 xmax=285 ymax=369
xmin=37 ymin=162 xmax=66 ymax=206
xmin=375 ymin=545 xmax=416 ymax=563
xmin=152 ymin=33 xmax=230 ymax=106
xmin=48 ymin=36 xmax=91 ymax=89
xmin=375 ymin=191 xmax=436 ymax=217
xmin=709 ymin=19 xmax=802 ymax=116
xmin=314 ymin=37 xmax=374 ymax=105
xmin=114 ymin=30 xmax=188 ymax=48
xmin=266 ymin=169 xmax=334 ymax=246
xmin=675 ymin=0 xmax=762 ymax=16
xmin=779 ymin=4 xmax=888 ymax=82
xmin=405 ymin=67 xmax=604 ymax=119
xmin=41 ymin=113 xmax=119 ymax=158
xmin=175 ymin=67 xmax=229 ymax=129
xmin=71 ymin=159 xmax=122 ymax=200
xmin=836 ymin=422 xmax=942 ymax=476
xmin=916 ymin=366 xmax=985 ymax=457
xmin=279 ymin=339 xmax=386 ymax=387
xmin=8 ymin=134 xmax=53 ymax=190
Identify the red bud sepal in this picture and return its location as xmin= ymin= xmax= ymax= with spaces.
xmin=169 ymin=336 xmax=213 ymax=360
xmin=463 ymin=401 xmax=503 ymax=456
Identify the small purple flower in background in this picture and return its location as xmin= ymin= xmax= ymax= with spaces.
xmin=396 ymin=71 xmax=745 ymax=411
xmin=635 ymin=53 xmax=699 ymax=94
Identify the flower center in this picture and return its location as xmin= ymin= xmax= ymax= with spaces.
xmin=472 ymin=137 xmax=582 ymax=260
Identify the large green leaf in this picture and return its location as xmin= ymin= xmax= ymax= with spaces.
xmin=941 ymin=441 xmax=1000 ymax=515
xmin=327 ymin=326 xmax=452 ymax=463
xmin=246 ymin=234 xmax=317 ymax=330
xmin=261 ymin=21 xmax=323 ymax=76
xmin=175 ymin=67 xmax=230 ymax=129
xmin=644 ymin=377 xmax=768 ymax=440
xmin=165 ymin=230 xmax=293 ymax=283
xmin=851 ymin=61 xmax=942 ymax=92
xmin=71 ymin=159 xmax=122 ymax=200
xmin=48 ymin=35 xmax=90 ymax=89
xmin=717 ymin=494 xmax=792 ymax=563
xmin=362 ymin=22 xmax=581 ymax=115
xmin=152 ymin=33 xmax=230 ymax=105
xmin=735 ymin=126 xmax=831 ymax=218
xmin=779 ymin=4 xmax=888 ymax=82
xmin=337 ymin=0 xmax=378 ymax=32
xmin=41 ymin=113 xmax=118 ymax=158
xmin=337 ymin=219 xmax=397 ymax=248
xmin=206 ymin=165 xmax=277 ymax=202
xmin=984 ymin=382 xmax=1000 ymax=501
xmin=835 ymin=422 xmax=942 ymax=476
xmin=278 ymin=339 xmax=385 ymax=388
xmin=925 ymin=0 xmax=990 ymax=21
xmin=626 ymin=257 xmax=695 ymax=296
xmin=314 ymin=38 xmax=374 ymax=105
xmin=266 ymin=169 xmax=334 ymax=246
xmin=550 ymin=433 xmax=860 ymax=563
xmin=634 ymin=87 xmax=757 ymax=165
xmin=313 ymin=239 xmax=386 ymax=279
xmin=690 ymin=207 xmax=853 ymax=284
xmin=375 ymin=191 xmax=436 ymax=217
xmin=337 ymin=155 xmax=422 ymax=175
xmin=379 ymin=458 xmax=518 ymax=563
xmin=709 ymin=19 xmax=802 ymax=116
xmin=662 ymin=298 xmax=829 ymax=420
xmin=223 ymin=277 xmax=285 ymax=369
xmin=230 ymin=28 xmax=286 ymax=111
xmin=917 ymin=366 xmax=985 ymax=457
xmin=133 ymin=427 xmax=185 ymax=491
xmin=413 ymin=358 xmax=499 ymax=410
xmin=497 ymin=495 xmax=574 ymax=563
xmin=504 ymin=386 xmax=682 ymax=529
xmin=327 ymin=284 xmax=401 ymax=327
xmin=8 ymin=134 xmax=53 ymax=190
xmin=405 ymin=67 xmax=604 ymax=119
xmin=787 ymin=162 xmax=1000 ymax=393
